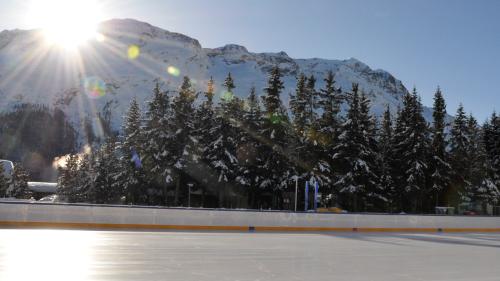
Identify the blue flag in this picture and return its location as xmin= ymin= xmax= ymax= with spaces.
xmin=304 ymin=181 xmax=309 ymax=211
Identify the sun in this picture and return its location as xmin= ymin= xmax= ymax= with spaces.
xmin=28 ymin=0 xmax=104 ymax=50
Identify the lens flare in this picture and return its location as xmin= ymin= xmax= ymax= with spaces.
xmin=83 ymin=76 xmax=106 ymax=99
xmin=270 ymin=113 xmax=284 ymax=124
xmin=128 ymin=45 xmax=140 ymax=59
xmin=95 ymin=33 xmax=106 ymax=42
xmin=221 ymin=91 xmax=234 ymax=102
xmin=167 ymin=66 xmax=180 ymax=77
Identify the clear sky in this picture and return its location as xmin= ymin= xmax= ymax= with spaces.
xmin=1 ymin=0 xmax=499 ymax=121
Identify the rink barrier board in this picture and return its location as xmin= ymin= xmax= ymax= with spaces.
xmin=1 ymin=202 xmax=500 ymax=233
xmin=1 ymin=221 xmax=500 ymax=233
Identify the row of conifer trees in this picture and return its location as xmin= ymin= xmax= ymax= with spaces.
xmin=56 ymin=67 xmax=500 ymax=213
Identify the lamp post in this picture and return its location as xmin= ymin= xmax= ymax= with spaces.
xmin=294 ymin=176 xmax=298 ymax=212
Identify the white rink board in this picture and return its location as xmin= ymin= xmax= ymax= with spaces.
xmin=1 ymin=202 xmax=500 ymax=230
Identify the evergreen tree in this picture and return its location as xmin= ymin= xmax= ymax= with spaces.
xmin=56 ymin=154 xmax=80 ymax=202
xmin=359 ymin=92 xmax=383 ymax=208
xmin=142 ymin=82 xmax=173 ymax=205
xmin=461 ymin=114 xmax=497 ymax=211
xmin=449 ymin=104 xmax=469 ymax=206
xmin=223 ymin=73 xmax=235 ymax=96
xmin=305 ymin=74 xmax=318 ymax=128
xmin=392 ymin=89 xmax=430 ymax=212
xmin=481 ymin=113 xmax=500 ymax=206
xmin=239 ymin=86 xmax=266 ymax=208
xmin=378 ymin=105 xmax=396 ymax=211
xmin=75 ymin=153 xmax=94 ymax=202
xmin=203 ymin=75 xmax=244 ymax=207
xmin=7 ymin=163 xmax=31 ymax=199
xmin=289 ymin=73 xmax=308 ymax=137
xmin=0 ymin=164 xmax=10 ymax=197
xmin=88 ymin=138 xmax=122 ymax=204
xmin=118 ymin=97 xmax=147 ymax=205
xmin=194 ymin=77 xmax=217 ymax=206
xmin=333 ymin=84 xmax=379 ymax=212
xmin=318 ymin=70 xmax=342 ymax=146
xmin=260 ymin=66 xmax=294 ymax=209
xmin=169 ymin=76 xmax=198 ymax=206
xmin=289 ymin=73 xmax=311 ymax=192
xmin=430 ymin=87 xmax=451 ymax=207
xmin=262 ymin=66 xmax=285 ymax=116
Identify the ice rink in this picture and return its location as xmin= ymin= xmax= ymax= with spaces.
xmin=0 ymin=229 xmax=499 ymax=281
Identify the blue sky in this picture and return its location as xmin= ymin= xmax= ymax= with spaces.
xmin=1 ymin=0 xmax=499 ymax=121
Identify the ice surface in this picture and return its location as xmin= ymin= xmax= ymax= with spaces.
xmin=1 ymin=230 xmax=499 ymax=281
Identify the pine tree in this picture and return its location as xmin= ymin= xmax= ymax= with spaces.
xmin=142 ymin=82 xmax=173 ymax=205
xmin=481 ymin=113 xmax=500 ymax=207
xmin=88 ymin=138 xmax=122 ymax=204
xmin=359 ymin=92 xmax=383 ymax=208
xmin=461 ymin=115 xmax=496 ymax=211
xmin=289 ymin=73 xmax=308 ymax=137
xmin=239 ymin=86 xmax=266 ymax=208
xmin=392 ymin=89 xmax=430 ymax=212
xmin=333 ymin=84 xmax=379 ymax=212
xmin=262 ymin=66 xmax=285 ymax=117
xmin=449 ymin=104 xmax=469 ymax=206
xmin=222 ymin=72 xmax=235 ymax=101
xmin=289 ymin=73 xmax=310 ymax=193
xmin=194 ymin=77 xmax=218 ymax=206
xmin=378 ymin=105 xmax=396 ymax=211
xmin=318 ymin=70 xmax=342 ymax=146
xmin=430 ymin=87 xmax=451 ymax=207
xmin=118 ymin=97 xmax=147 ymax=205
xmin=169 ymin=76 xmax=198 ymax=206
xmin=305 ymin=74 xmax=318 ymax=128
xmin=7 ymin=163 xmax=31 ymax=199
xmin=56 ymin=154 xmax=80 ymax=202
xmin=0 ymin=164 xmax=10 ymax=197
xmin=260 ymin=66 xmax=294 ymax=209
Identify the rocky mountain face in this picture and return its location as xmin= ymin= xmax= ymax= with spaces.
xmin=0 ymin=18 xmax=424 ymax=139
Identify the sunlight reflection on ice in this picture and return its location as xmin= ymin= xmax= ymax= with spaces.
xmin=0 ymin=230 xmax=97 ymax=281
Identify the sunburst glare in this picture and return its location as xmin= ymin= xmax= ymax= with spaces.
xmin=27 ymin=0 xmax=105 ymax=50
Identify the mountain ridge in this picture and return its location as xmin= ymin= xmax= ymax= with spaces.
xmin=0 ymin=18 xmax=428 ymax=138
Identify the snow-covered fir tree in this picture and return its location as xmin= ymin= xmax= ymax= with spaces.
xmin=449 ymin=104 xmax=469 ymax=206
xmin=0 ymin=164 xmax=8 ymax=197
xmin=118 ymin=97 xmax=147 ymax=205
xmin=378 ymin=105 xmax=396 ymax=211
xmin=239 ymin=86 xmax=266 ymax=208
xmin=142 ymin=82 xmax=173 ymax=205
xmin=392 ymin=89 xmax=430 ymax=212
xmin=88 ymin=138 xmax=122 ymax=204
xmin=317 ymin=70 xmax=342 ymax=147
xmin=430 ymin=87 xmax=451 ymax=207
xmin=462 ymin=114 xmax=497 ymax=210
xmin=289 ymin=73 xmax=308 ymax=137
xmin=56 ymin=154 xmax=80 ymax=202
xmin=203 ymin=74 xmax=242 ymax=207
xmin=194 ymin=77 xmax=218 ymax=205
xmin=481 ymin=113 xmax=500 ymax=206
xmin=169 ymin=76 xmax=198 ymax=206
xmin=7 ymin=163 xmax=31 ymax=199
xmin=260 ymin=66 xmax=295 ymax=208
xmin=333 ymin=84 xmax=379 ymax=212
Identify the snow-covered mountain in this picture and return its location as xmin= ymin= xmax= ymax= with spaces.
xmin=0 ymin=18 xmax=427 ymax=134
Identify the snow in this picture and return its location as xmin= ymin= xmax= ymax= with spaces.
xmin=0 ymin=18 xmax=427 ymax=139
xmin=0 ymin=160 xmax=13 ymax=178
